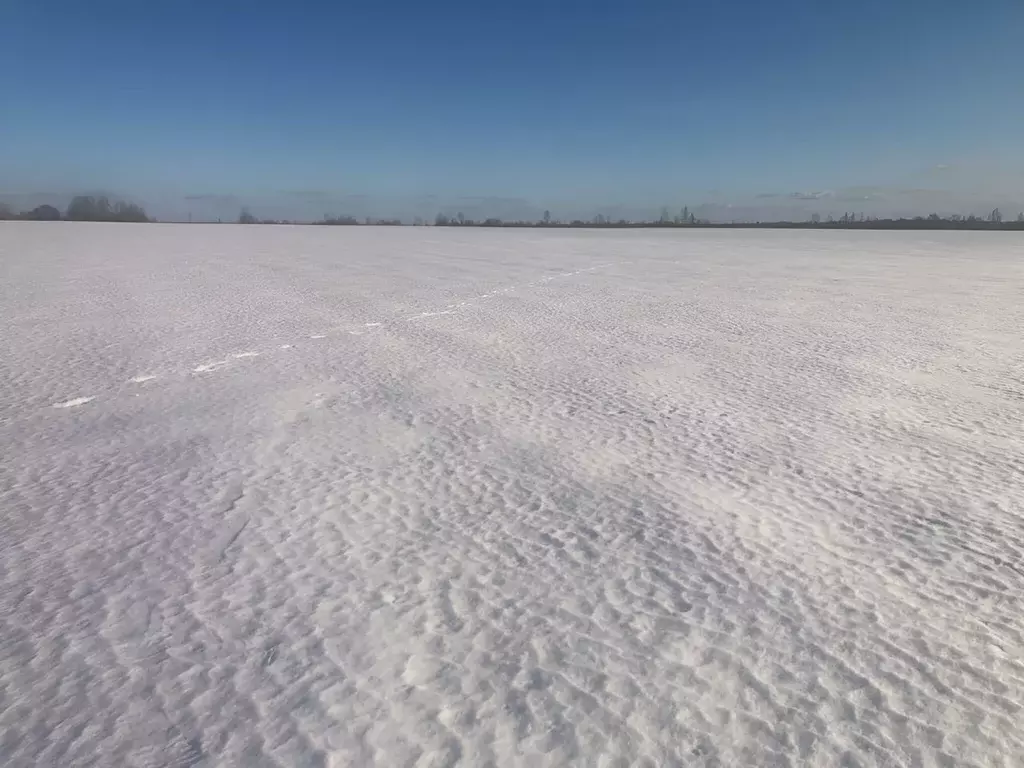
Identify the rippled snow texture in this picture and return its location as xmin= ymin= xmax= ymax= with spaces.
xmin=2 ymin=223 xmax=1023 ymax=767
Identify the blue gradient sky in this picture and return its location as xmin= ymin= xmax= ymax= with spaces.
xmin=3 ymin=0 xmax=1023 ymax=220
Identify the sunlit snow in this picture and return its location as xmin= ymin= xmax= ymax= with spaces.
xmin=2 ymin=222 xmax=1022 ymax=766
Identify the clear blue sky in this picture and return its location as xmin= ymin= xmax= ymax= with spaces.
xmin=3 ymin=0 xmax=1022 ymax=220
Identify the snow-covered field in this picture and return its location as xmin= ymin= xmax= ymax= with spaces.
xmin=2 ymin=222 xmax=1022 ymax=767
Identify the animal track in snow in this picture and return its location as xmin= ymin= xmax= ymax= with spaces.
xmin=408 ymin=310 xmax=456 ymax=320
xmin=44 ymin=259 xmax=611 ymax=413
xmin=52 ymin=396 xmax=94 ymax=408
xmin=193 ymin=360 xmax=231 ymax=373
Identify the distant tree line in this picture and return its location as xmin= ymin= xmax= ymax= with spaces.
xmin=5 ymin=199 xmax=1024 ymax=230
xmin=433 ymin=206 xmax=707 ymax=228
xmin=0 ymin=196 xmax=150 ymax=222
xmin=319 ymin=213 xmax=360 ymax=226
xmin=314 ymin=213 xmax=402 ymax=226
xmin=429 ymin=206 xmax=1024 ymax=231
xmin=235 ymin=209 xmax=406 ymax=226
xmin=763 ymin=208 xmax=1022 ymax=231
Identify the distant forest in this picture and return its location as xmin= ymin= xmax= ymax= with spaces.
xmin=4 ymin=199 xmax=1024 ymax=230
xmin=0 ymin=196 xmax=150 ymax=223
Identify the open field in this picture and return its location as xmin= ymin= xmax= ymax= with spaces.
xmin=2 ymin=223 xmax=1022 ymax=767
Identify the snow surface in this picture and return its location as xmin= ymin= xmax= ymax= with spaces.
xmin=2 ymin=222 xmax=1023 ymax=767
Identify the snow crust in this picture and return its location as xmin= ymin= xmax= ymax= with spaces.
xmin=2 ymin=222 xmax=1022 ymax=766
